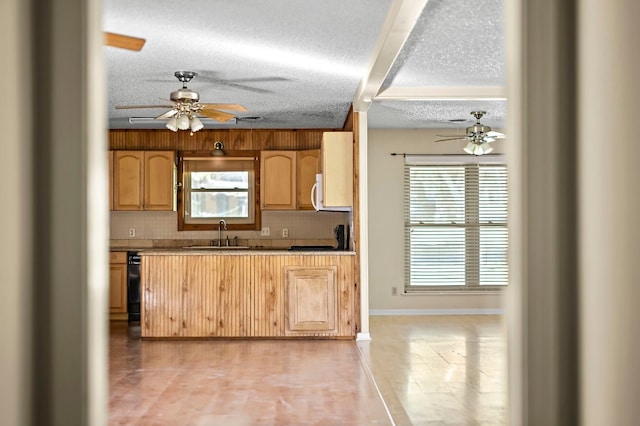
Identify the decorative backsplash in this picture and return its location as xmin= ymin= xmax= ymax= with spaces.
xmin=110 ymin=210 xmax=350 ymax=244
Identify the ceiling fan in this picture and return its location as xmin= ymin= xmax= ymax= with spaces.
xmin=115 ymin=71 xmax=248 ymax=132
xmin=104 ymin=32 xmax=146 ymax=51
xmin=436 ymin=111 xmax=506 ymax=155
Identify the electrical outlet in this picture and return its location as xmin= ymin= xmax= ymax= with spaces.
xmin=261 ymin=227 xmax=270 ymax=236
xmin=282 ymin=228 xmax=289 ymax=238
xmin=391 ymin=286 xmax=398 ymax=296
xmin=129 ymin=228 xmax=135 ymax=238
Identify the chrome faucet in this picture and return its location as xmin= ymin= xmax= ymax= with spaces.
xmin=218 ymin=219 xmax=227 ymax=246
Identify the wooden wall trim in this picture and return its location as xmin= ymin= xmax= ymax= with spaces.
xmin=109 ymin=129 xmax=341 ymax=151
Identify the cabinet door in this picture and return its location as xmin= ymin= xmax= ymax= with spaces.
xmin=113 ymin=151 xmax=144 ymax=210
xmin=261 ymin=151 xmax=296 ymax=210
xmin=321 ymin=132 xmax=353 ymax=207
xmin=296 ymin=149 xmax=320 ymax=210
xmin=109 ymin=263 xmax=127 ymax=313
xmin=144 ymin=151 xmax=175 ymax=211
xmin=285 ymin=266 xmax=337 ymax=335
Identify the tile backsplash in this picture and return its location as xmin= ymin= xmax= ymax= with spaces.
xmin=110 ymin=210 xmax=351 ymax=242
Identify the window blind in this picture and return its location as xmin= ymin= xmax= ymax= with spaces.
xmin=404 ymin=159 xmax=508 ymax=290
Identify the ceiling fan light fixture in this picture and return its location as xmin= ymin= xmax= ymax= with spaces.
xmin=166 ymin=116 xmax=178 ymax=132
xmin=463 ymin=141 xmax=476 ymax=155
xmin=177 ymin=114 xmax=190 ymax=130
xmin=190 ymin=115 xmax=204 ymax=132
xmin=480 ymin=142 xmax=494 ymax=155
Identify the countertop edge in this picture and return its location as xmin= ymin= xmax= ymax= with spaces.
xmin=136 ymin=249 xmax=356 ymax=256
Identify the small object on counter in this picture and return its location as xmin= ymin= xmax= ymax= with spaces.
xmin=234 ymin=236 xmax=239 ymax=246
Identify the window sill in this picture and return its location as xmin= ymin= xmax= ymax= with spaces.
xmin=402 ymin=288 xmax=504 ymax=295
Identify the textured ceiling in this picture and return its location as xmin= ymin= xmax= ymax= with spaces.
xmin=103 ymin=0 xmax=506 ymax=131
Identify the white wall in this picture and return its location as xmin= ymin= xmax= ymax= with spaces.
xmin=367 ymin=128 xmax=505 ymax=312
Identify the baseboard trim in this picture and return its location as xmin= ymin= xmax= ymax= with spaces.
xmin=369 ymin=308 xmax=504 ymax=316
xmin=356 ymin=332 xmax=372 ymax=341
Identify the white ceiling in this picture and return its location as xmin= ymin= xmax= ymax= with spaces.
xmin=103 ymin=0 xmax=506 ymax=131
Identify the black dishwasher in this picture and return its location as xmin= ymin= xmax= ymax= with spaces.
xmin=127 ymin=252 xmax=141 ymax=323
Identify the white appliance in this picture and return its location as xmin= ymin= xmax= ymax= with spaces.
xmin=310 ymin=173 xmax=352 ymax=212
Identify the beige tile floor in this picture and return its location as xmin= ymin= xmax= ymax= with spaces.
xmin=359 ymin=315 xmax=507 ymax=425
xmin=109 ymin=315 xmax=506 ymax=425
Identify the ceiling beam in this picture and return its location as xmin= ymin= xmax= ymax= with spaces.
xmin=375 ymin=86 xmax=507 ymax=101
xmin=352 ymin=0 xmax=429 ymax=111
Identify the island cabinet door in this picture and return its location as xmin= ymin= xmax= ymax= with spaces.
xmin=251 ymin=256 xmax=287 ymax=337
xmin=284 ymin=266 xmax=338 ymax=335
xmin=181 ymin=256 xmax=251 ymax=338
xmin=141 ymin=255 xmax=186 ymax=337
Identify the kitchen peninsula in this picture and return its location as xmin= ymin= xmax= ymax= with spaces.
xmin=139 ymin=249 xmax=356 ymax=339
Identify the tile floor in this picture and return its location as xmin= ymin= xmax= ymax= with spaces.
xmin=359 ymin=315 xmax=507 ymax=425
xmin=109 ymin=315 xmax=506 ymax=425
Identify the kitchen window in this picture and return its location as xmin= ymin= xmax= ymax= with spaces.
xmin=177 ymin=151 xmax=260 ymax=230
xmin=403 ymin=155 xmax=508 ymax=291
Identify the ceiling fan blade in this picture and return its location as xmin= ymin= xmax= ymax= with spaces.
xmin=155 ymin=110 xmax=178 ymax=120
xmin=115 ymin=104 xmax=174 ymax=109
xmin=104 ymin=32 xmax=146 ymax=51
xmin=436 ymin=134 xmax=469 ymax=138
xmin=198 ymin=109 xmax=236 ymax=122
xmin=435 ymin=137 xmax=467 ymax=143
xmin=201 ymin=103 xmax=248 ymax=112
xmin=486 ymin=131 xmax=506 ymax=138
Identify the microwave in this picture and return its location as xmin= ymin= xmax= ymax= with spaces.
xmin=310 ymin=173 xmax=352 ymax=212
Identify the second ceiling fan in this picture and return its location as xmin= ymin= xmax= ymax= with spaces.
xmin=116 ymin=71 xmax=248 ymax=132
xmin=436 ymin=111 xmax=506 ymax=155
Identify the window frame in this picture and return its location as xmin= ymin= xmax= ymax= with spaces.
xmin=403 ymin=155 xmax=508 ymax=292
xmin=177 ymin=150 xmax=261 ymax=231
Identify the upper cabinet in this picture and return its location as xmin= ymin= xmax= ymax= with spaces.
xmin=296 ymin=149 xmax=320 ymax=210
xmin=261 ymin=149 xmax=320 ymax=211
xmin=321 ymin=132 xmax=353 ymax=208
xmin=261 ymin=151 xmax=297 ymax=210
xmin=144 ymin=151 xmax=175 ymax=210
xmin=113 ymin=150 xmax=175 ymax=211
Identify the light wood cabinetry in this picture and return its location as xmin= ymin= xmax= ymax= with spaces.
xmin=140 ymin=254 xmax=356 ymax=338
xmin=112 ymin=150 xmax=175 ymax=211
xmin=144 ymin=151 xmax=175 ymax=210
xmin=109 ymin=251 xmax=127 ymax=320
xmin=321 ymin=132 xmax=353 ymax=208
xmin=260 ymin=151 xmax=297 ymax=210
xmin=285 ymin=266 xmax=337 ymax=334
xmin=261 ymin=149 xmax=320 ymax=210
xmin=296 ymin=149 xmax=320 ymax=210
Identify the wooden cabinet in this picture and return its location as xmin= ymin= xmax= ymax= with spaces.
xmin=144 ymin=151 xmax=175 ymax=210
xmin=141 ymin=254 xmax=356 ymax=338
xmin=321 ymin=132 xmax=353 ymax=208
xmin=296 ymin=149 xmax=320 ymax=210
xmin=112 ymin=150 xmax=175 ymax=211
xmin=285 ymin=266 xmax=337 ymax=334
xmin=109 ymin=251 xmax=127 ymax=320
xmin=260 ymin=151 xmax=296 ymax=210
xmin=261 ymin=149 xmax=320 ymax=210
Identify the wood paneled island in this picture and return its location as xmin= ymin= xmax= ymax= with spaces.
xmin=139 ymin=250 xmax=357 ymax=339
